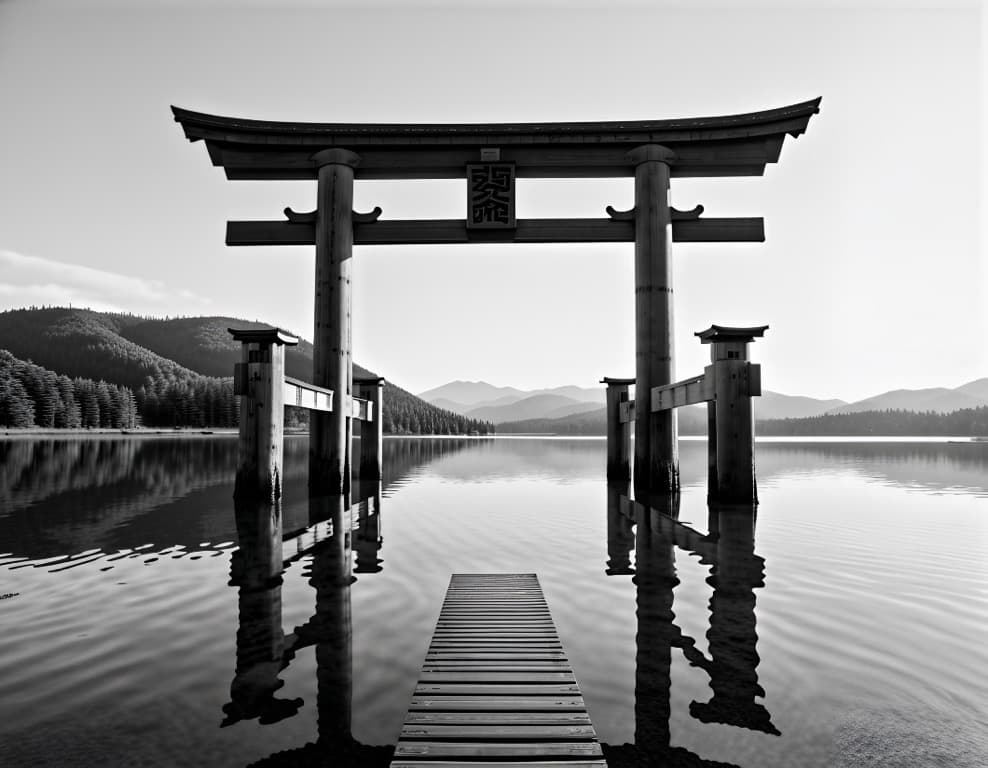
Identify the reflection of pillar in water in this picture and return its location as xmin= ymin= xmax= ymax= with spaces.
xmin=223 ymin=499 xmax=302 ymax=726
xmin=690 ymin=504 xmax=779 ymax=735
xmin=306 ymin=493 xmax=355 ymax=746
xmin=606 ymin=482 xmax=635 ymax=576
xmin=633 ymin=492 xmax=680 ymax=753
xmin=354 ymin=480 xmax=383 ymax=574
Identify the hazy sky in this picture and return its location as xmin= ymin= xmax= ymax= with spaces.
xmin=0 ymin=0 xmax=983 ymax=401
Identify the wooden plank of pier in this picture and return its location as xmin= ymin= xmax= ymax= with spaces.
xmin=391 ymin=573 xmax=605 ymax=768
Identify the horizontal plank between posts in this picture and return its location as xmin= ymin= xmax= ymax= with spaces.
xmin=228 ymin=217 xmax=764 ymax=246
xmin=281 ymin=377 xmax=373 ymax=420
xmin=283 ymin=377 xmax=333 ymax=413
xmin=651 ymin=373 xmax=715 ymax=412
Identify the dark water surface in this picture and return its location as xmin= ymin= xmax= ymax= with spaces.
xmin=1 ymin=436 xmax=985 ymax=766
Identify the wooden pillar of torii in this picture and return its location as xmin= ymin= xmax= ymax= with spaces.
xmin=172 ymin=98 xmax=819 ymax=495
xmin=311 ymin=149 xmax=358 ymax=495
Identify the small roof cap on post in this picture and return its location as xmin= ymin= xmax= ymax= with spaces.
xmin=695 ymin=325 xmax=769 ymax=344
xmin=354 ymin=375 xmax=386 ymax=385
xmin=228 ymin=327 xmax=299 ymax=346
xmin=600 ymin=377 xmax=636 ymax=385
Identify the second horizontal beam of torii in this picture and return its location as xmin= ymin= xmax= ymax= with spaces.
xmin=226 ymin=216 xmax=763 ymax=246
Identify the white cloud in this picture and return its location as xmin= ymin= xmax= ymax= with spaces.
xmin=0 ymin=249 xmax=211 ymax=315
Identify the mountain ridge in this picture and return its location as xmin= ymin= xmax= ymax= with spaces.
xmin=422 ymin=377 xmax=988 ymax=422
xmin=0 ymin=307 xmax=493 ymax=434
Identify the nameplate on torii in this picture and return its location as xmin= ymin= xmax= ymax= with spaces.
xmin=466 ymin=163 xmax=516 ymax=229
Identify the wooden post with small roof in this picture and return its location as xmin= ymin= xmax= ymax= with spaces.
xmin=231 ymin=327 xmax=298 ymax=502
xmin=697 ymin=325 xmax=767 ymax=504
xmin=354 ymin=375 xmax=385 ymax=480
xmin=601 ymin=377 xmax=635 ymax=480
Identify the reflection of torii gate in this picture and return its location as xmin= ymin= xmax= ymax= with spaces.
xmin=224 ymin=487 xmax=392 ymax=766
xmin=173 ymin=99 xmax=820 ymax=494
xmin=605 ymin=485 xmax=777 ymax=767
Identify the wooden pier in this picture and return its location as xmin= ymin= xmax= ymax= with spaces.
xmin=391 ymin=573 xmax=605 ymax=768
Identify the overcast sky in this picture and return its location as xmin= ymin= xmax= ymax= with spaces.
xmin=0 ymin=0 xmax=983 ymax=401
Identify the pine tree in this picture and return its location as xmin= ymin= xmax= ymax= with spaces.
xmin=0 ymin=371 xmax=35 ymax=427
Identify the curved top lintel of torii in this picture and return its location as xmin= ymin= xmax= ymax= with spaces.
xmin=171 ymin=99 xmax=822 ymax=181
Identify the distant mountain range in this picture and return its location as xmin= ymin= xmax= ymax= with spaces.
xmin=419 ymin=380 xmax=846 ymax=425
xmin=827 ymin=380 xmax=988 ymax=415
xmin=420 ymin=381 xmax=603 ymax=419
xmin=419 ymin=377 xmax=988 ymax=434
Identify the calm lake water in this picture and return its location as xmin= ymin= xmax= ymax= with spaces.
xmin=1 ymin=436 xmax=985 ymax=767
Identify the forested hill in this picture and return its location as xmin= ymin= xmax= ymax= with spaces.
xmin=114 ymin=314 xmax=373 ymax=382
xmin=0 ymin=350 xmax=140 ymax=429
xmin=0 ymin=308 xmax=204 ymax=391
xmin=0 ymin=308 xmax=492 ymax=434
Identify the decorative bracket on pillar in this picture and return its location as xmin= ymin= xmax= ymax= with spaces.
xmin=600 ymin=202 xmax=761 ymax=242
xmin=283 ymin=206 xmax=382 ymax=224
xmin=671 ymin=205 xmax=704 ymax=220
xmin=605 ymin=205 xmax=636 ymax=221
xmin=284 ymin=207 xmax=316 ymax=223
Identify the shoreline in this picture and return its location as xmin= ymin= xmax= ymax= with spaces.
xmin=0 ymin=429 xmax=982 ymax=444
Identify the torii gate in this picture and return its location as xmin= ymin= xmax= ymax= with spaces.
xmin=173 ymin=98 xmax=820 ymax=495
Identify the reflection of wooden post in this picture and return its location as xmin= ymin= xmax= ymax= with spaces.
xmin=697 ymin=326 xmax=766 ymax=504
xmin=633 ymin=493 xmax=680 ymax=753
xmin=311 ymin=149 xmax=360 ymax=496
xmin=691 ymin=503 xmax=778 ymax=735
xmin=354 ymin=479 xmax=383 ymax=574
xmin=629 ymin=145 xmax=679 ymax=496
xmin=601 ymin=377 xmax=634 ymax=481
xmin=605 ymin=481 xmax=635 ymax=575
xmin=307 ymin=494 xmax=354 ymax=746
xmin=231 ymin=328 xmax=299 ymax=502
xmin=354 ymin=376 xmax=384 ymax=480
xmin=223 ymin=499 xmax=303 ymax=726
